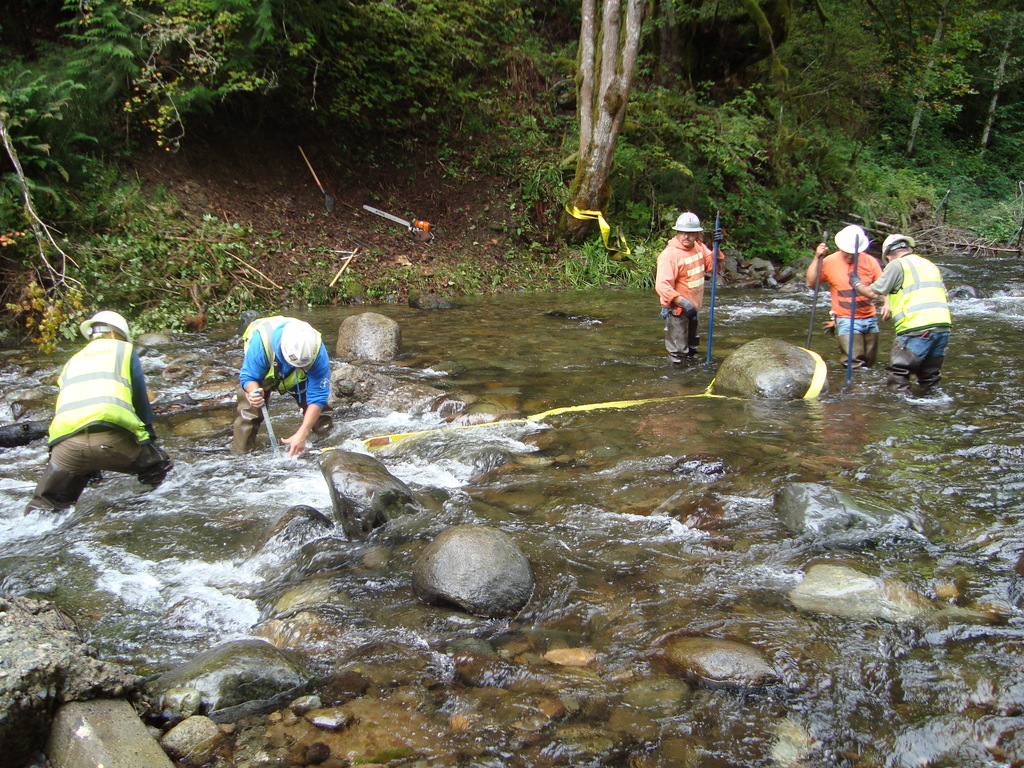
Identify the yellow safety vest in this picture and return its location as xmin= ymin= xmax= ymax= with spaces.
xmin=890 ymin=254 xmax=951 ymax=334
xmin=242 ymin=316 xmax=321 ymax=392
xmin=48 ymin=339 xmax=149 ymax=445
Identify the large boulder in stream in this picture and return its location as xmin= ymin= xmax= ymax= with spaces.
xmin=147 ymin=639 xmax=307 ymax=719
xmin=319 ymin=449 xmax=418 ymax=540
xmin=412 ymin=525 xmax=535 ymax=617
xmin=775 ymin=482 xmax=925 ymax=545
xmin=710 ymin=338 xmax=827 ymax=400
xmin=336 ymin=312 xmax=402 ymax=362
xmin=788 ymin=563 xmax=995 ymax=625
xmin=0 ymin=595 xmax=140 ymax=766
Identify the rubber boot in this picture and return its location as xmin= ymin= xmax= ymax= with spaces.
xmin=886 ymin=340 xmax=922 ymax=394
xmin=665 ymin=314 xmax=691 ymax=365
xmin=686 ymin=316 xmax=700 ymax=356
xmin=917 ymin=356 xmax=944 ymax=394
xmin=862 ymin=332 xmax=880 ymax=368
xmin=839 ymin=335 xmax=872 ymax=370
xmin=25 ymin=462 xmax=89 ymax=512
xmin=231 ymin=389 xmax=263 ymax=453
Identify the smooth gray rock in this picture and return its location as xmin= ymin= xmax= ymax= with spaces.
xmin=412 ymin=525 xmax=534 ymax=617
xmin=319 ymin=450 xmax=417 ymax=540
xmin=661 ymin=636 xmax=779 ymax=689
xmin=711 ymin=338 xmax=827 ymax=400
xmin=788 ymin=563 xmax=994 ymax=624
xmin=335 ymin=312 xmax=401 ymax=362
xmin=159 ymin=714 xmax=223 ymax=763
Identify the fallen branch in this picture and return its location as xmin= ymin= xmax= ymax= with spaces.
xmin=329 ymin=249 xmax=360 ymax=287
xmin=223 ymin=250 xmax=283 ymax=290
xmin=0 ymin=112 xmax=80 ymax=288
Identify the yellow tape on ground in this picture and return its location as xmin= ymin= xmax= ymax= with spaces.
xmin=566 ymin=206 xmax=631 ymax=255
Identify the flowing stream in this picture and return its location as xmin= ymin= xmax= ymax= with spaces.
xmin=2 ymin=250 xmax=1024 ymax=766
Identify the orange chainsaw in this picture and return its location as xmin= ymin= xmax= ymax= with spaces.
xmin=362 ymin=205 xmax=433 ymax=242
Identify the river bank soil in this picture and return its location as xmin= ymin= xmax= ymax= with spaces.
xmin=130 ymin=132 xmax=566 ymax=304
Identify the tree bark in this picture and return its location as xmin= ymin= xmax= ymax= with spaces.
xmin=979 ymin=26 xmax=1013 ymax=152
xmin=562 ymin=0 xmax=645 ymax=243
xmin=906 ymin=0 xmax=948 ymax=157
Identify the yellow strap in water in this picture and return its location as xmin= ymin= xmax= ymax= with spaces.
xmin=566 ymin=206 xmax=631 ymax=255
xmin=799 ymin=347 xmax=828 ymax=399
xmin=362 ymin=392 xmax=744 ymax=449
xmin=359 ymin=352 xmax=826 ymax=449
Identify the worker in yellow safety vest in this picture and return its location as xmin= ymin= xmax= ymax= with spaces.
xmin=850 ymin=234 xmax=952 ymax=394
xmin=25 ymin=311 xmax=172 ymax=512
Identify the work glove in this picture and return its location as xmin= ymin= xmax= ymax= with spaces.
xmin=138 ymin=443 xmax=173 ymax=487
xmin=848 ymin=272 xmax=863 ymax=288
xmin=671 ymin=298 xmax=698 ymax=322
xmin=713 ymin=228 xmax=723 ymax=244
xmin=823 ymin=320 xmax=836 ymax=337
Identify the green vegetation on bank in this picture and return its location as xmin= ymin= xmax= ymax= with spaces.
xmin=2 ymin=0 xmax=1022 ymax=349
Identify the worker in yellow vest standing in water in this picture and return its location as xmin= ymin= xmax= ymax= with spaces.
xmin=25 ymin=311 xmax=172 ymax=512
xmin=850 ymin=234 xmax=951 ymax=395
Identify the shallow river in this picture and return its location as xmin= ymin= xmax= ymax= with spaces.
xmin=2 ymin=250 xmax=1024 ymax=767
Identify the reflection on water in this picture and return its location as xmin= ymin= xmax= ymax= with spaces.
xmin=2 ymin=251 xmax=1024 ymax=765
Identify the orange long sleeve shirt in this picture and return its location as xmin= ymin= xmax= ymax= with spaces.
xmin=655 ymin=235 xmax=720 ymax=310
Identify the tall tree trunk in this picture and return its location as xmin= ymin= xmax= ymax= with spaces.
xmin=980 ymin=27 xmax=1013 ymax=152
xmin=906 ymin=0 xmax=948 ymax=156
xmin=562 ymin=0 xmax=645 ymax=243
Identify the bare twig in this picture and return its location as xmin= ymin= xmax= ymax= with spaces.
xmin=0 ymin=112 xmax=81 ymax=289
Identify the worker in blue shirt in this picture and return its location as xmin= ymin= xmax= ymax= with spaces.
xmin=233 ymin=316 xmax=332 ymax=457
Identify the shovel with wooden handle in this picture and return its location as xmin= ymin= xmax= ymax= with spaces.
xmin=298 ymin=146 xmax=335 ymax=212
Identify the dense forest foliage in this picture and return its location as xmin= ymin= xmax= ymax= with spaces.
xmin=2 ymin=0 xmax=1022 ymax=348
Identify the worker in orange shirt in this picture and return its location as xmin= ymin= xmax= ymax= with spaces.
xmin=655 ymin=211 xmax=724 ymax=365
xmin=805 ymin=225 xmax=887 ymax=369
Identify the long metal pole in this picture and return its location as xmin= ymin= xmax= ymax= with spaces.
xmin=845 ymin=237 xmax=861 ymax=387
xmin=706 ymin=211 xmax=722 ymax=367
xmin=260 ymin=400 xmax=280 ymax=458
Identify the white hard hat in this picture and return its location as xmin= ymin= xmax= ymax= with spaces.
xmin=672 ymin=212 xmax=703 ymax=232
xmin=279 ymin=320 xmax=319 ymax=369
xmin=834 ymin=225 xmax=870 ymax=254
xmin=882 ymin=234 xmax=915 ymax=256
xmin=80 ymin=310 xmax=132 ymax=342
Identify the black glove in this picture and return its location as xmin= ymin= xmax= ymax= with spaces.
xmin=138 ymin=443 xmax=173 ymax=487
xmin=849 ymin=272 xmax=863 ymax=288
xmin=713 ymin=228 xmax=723 ymax=244
xmin=674 ymin=298 xmax=698 ymax=321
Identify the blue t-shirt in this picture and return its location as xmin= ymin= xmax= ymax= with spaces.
xmin=239 ymin=324 xmax=330 ymax=408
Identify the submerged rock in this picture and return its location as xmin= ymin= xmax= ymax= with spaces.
xmin=319 ymin=449 xmax=418 ymax=540
xmin=660 ymin=636 xmax=780 ymax=689
xmin=788 ymin=563 xmax=995 ymax=624
xmin=775 ymin=482 xmax=925 ymax=544
xmin=147 ymin=638 xmax=307 ymax=715
xmin=412 ymin=525 xmax=535 ymax=617
xmin=711 ymin=338 xmax=827 ymax=400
